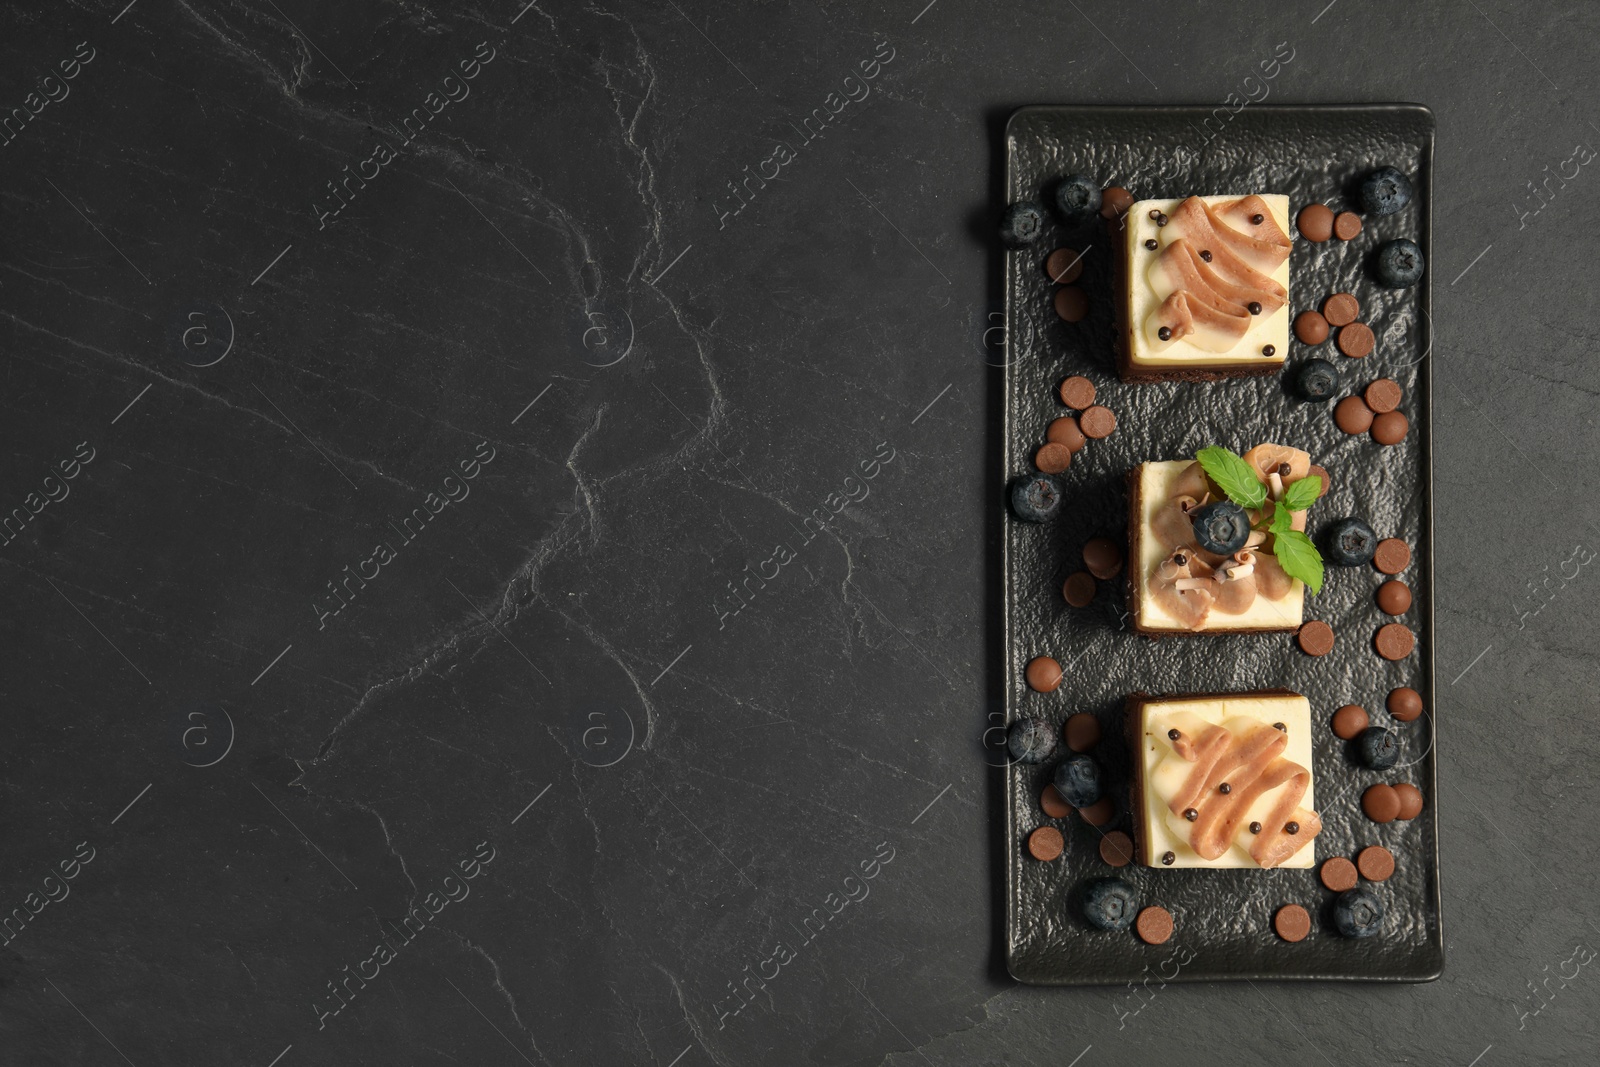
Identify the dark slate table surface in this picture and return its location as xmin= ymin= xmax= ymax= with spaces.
xmin=2 ymin=2 xmax=1595 ymax=1065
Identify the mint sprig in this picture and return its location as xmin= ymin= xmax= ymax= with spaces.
xmin=1193 ymin=445 xmax=1326 ymax=595
xmin=1195 ymin=446 xmax=1266 ymax=511
xmin=1282 ymin=474 xmax=1321 ymax=512
xmin=1271 ymin=528 xmax=1325 ymax=595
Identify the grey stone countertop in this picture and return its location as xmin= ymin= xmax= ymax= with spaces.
xmin=0 ymin=1 xmax=1595 ymax=1064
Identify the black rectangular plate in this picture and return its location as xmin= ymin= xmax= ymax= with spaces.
xmin=1003 ymin=105 xmax=1440 ymax=985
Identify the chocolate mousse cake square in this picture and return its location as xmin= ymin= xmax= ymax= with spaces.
xmin=1127 ymin=690 xmax=1320 ymax=870
xmin=1116 ymin=194 xmax=1292 ymax=383
xmin=1127 ymin=452 xmax=1310 ymax=634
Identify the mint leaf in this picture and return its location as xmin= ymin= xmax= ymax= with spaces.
xmin=1282 ymin=475 xmax=1321 ymax=512
xmin=1195 ymin=446 xmax=1266 ymax=510
xmin=1268 ymin=500 xmax=1295 ymax=536
xmin=1272 ymin=528 xmax=1325 ymax=595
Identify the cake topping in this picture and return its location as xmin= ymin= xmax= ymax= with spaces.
xmin=1142 ymin=196 xmax=1290 ymax=353
xmin=1161 ymin=851 xmax=1176 ymax=865
xmin=1145 ymin=238 xmax=1158 ymax=250
xmin=1248 ymin=301 xmax=1262 ymax=314
xmin=1157 ymin=714 xmax=1322 ymax=867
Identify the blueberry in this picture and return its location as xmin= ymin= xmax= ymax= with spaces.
xmin=1053 ymin=175 xmax=1102 ymax=223
xmin=1293 ymin=358 xmax=1340 ymax=403
xmin=1322 ymin=517 xmax=1376 ymax=566
xmin=1189 ymin=500 xmax=1251 ymax=556
xmin=1009 ymin=473 xmax=1063 ymax=523
xmin=1007 ymin=717 xmax=1058 ymax=764
xmin=1358 ymin=726 xmax=1400 ymax=770
xmin=1000 ymin=201 xmax=1046 ymax=247
xmin=1083 ymin=877 xmax=1139 ymax=931
xmin=1374 ymin=238 xmax=1425 ymax=288
xmin=1359 ymin=167 xmax=1413 ymax=216
xmin=1332 ymin=888 xmax=1385 ymax=938
xmin=1053 ymin=753 xmax=1102 ymax=808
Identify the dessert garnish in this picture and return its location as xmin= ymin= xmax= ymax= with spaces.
xmin=1000 ymin=201 xmax=1046 ymax=246
xmin=1054 ymin=174 xmax=1102 ymax=222
xmin=1374 ymin=237 xmax=1425 ymax=287
xmin=1193 ymin=444 xmax=1325 ymax=593
xmin=1359 ymin=167 xmax=1413 ymax=216
xmin=1332 ymin=888 xmax=1384 ymax=938
xmin=1007 ymin=717 xmax=1057 ymax=764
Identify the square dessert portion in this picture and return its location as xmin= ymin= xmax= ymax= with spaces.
xmin=1128 ymin=445 xmax=1315 ymax=634
xmin=1116 ymin=194 xmax=1291 ymax=382
xmin=1128 ymin=690 xmax=1320 ymax=870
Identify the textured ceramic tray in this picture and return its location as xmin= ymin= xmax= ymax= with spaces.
xmin=1002 ymin=105 xmax=1440 ymax=985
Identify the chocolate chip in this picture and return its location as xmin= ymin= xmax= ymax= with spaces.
xmin=1045 ymin=247 xmax=1085 ymax=284
xmin=1387 ymin=686 xmax=1423 ymax=722
xmin=1377 ymin=580 xmax=1412 ymax=615
xmin=1135 ymin=906 xmax=1174 ymax=945
xmin=1172 ymin=553 xmax=1187 ymax=566
xmin=1249 ymin=822 xmax=1262 ymax=834
xmin=1294 ymin=310 xmax=1330 ymax=345
xmin=1100 ymin=186 xmax=1135 ymax=219
xmin=1251 ymin=213 xmax=1264 ymax=225
xmin=1373 ymin=539 xmax=1411 ymax=575
xmin=1276 ymin=463 xmax=1292 ymax=477
xmin=1058 ymin=375 xmax=1096 ymax=410
xmin=1158 ymin=326 xmax=1172 ymax=341
xmin=1148 ymin=209 xmax=1161 ymax=220
xmin=1053 ymin=286 xmax=1089 ymax=323
xmin=1248 ymin=301 xmax=1262 ymax=315
xmin=1156 ymin=212 xmax=1168 ymax=226
xmin=1323 ymin=292 xmax=1360 ymax=327
xmin=1027 ymin=826 xmax=1064 ymax=861
xmin=1285 ymin=821 xmax=1300 ymax=835
xmin=1393 ymin=783 xmax=1424 ymax=820
xmin=1371 ymin=410 xmax=1408 ymax=446
xmin=1035 ymin=442 xmax=1073 ymax=474
xmin=1161 ymin=851 xmax=1175 ymax=866
xmin=1362 ymin=783 xmax=1401 ymax=823
xmin=1334 ymin=395 xmax=1375 ymax=435
xmin=1144 ymin=238 xmax=1158 ymax=250
xmin=1079 ymin=797 xmax=1114 ymax=826
xmin=1184 ymin=808 xmax=1198 ymax=821
xmin=1332 ymin=704 xmax=1370 ymax=740
xmin=1199 ymin=249 xmax=1212 ymax=262
xmin=1078 ymin=405 xmax=1116 ymax=439
xmin=1337 ymin=322 xmax=1375 ymax=358
xmin=1062 ymin=571 xmax=1096 ymax=608
xmin=1040 ymin=784 xmax=1072 ymax=819
xmin=1321 ymin=857 xmax=1359 ymax=892
xmin=1297 ymin=620 xmax=1335 ymax=656
xmin=1364 ymin=378 xmax=1403 ymax=413
xmin=1274 ymin=722 xmax=1286 ymax=732
xmin=1333 ymin=211 xmax=1363 ymax=240
xmin=1219 ymin=782 xmax=1231 ymax=794
xmin=1274 ymin=904 xmax=1312 ymax=942
xmin=1375 ymin=622 xmax=1415 ymax=661
xmin=1082 ymin=537 xmax=1124 ymax=579
xmin=1262 ymin=345 xmax=1276 ymax=357
xmin=1296 ymin=203 xmax=1334 ymax=242
xmin=1065 ymin=712 xmax=1102 ymax=752
xmin=1357 ymin=845 xmax=1395 ymax=882
xmin=1046 ymin=416 xmax=1086 ymax=453
xmin=1025 ymin=656 xmax=1062 ymax=692
xmin=1099 ymin=830 xmax=1134 ymax=867
xmin=1167 ymin=728 xmax=1181 ymax=740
